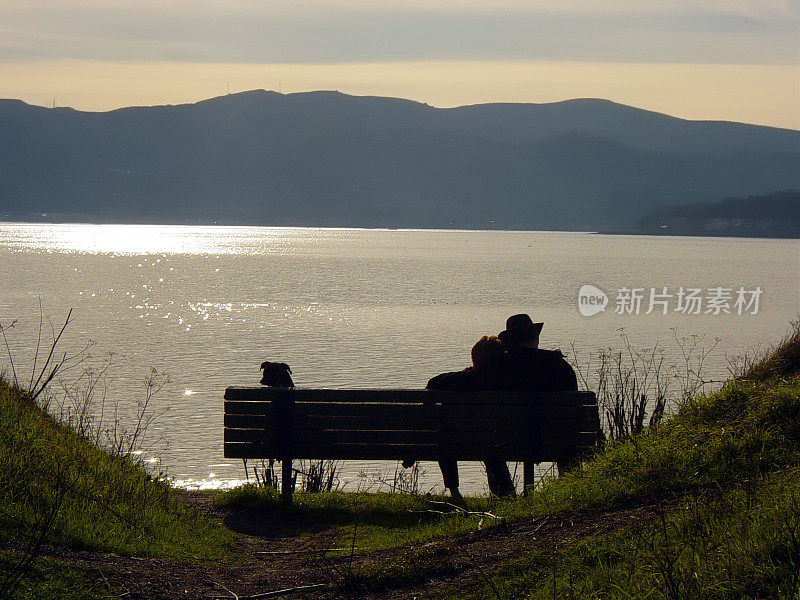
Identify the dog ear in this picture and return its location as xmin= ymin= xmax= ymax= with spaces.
xmin=282 ymin=363 xmax=292 ymax=374
xmin=260 ymin=361 xmax=269 ymax=370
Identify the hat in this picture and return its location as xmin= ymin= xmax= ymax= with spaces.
xmin=498 ymin=314 xmax=543 ymax=345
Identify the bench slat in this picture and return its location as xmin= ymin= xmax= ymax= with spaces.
xmin=225 ymin=427 xmax=594 ymax=447
xmin=225 ymin=401 xmax=531 ymax=420
xmin=225 ymin=401 xmax=597 ymax=420
xmin=224 ymin=388 xmax=597 ymax=407
xmin=224 ymin=413 xmax=598 ymax=433
xmin=226 ymin=388 xmax=434 ymax=403
xmin=224 ymin=442 xmax=592 ymax=462
xmin=298 ymin=403 xmax=530 ymax=421
xmin=295 ymin=403 xmax=597 ymax=429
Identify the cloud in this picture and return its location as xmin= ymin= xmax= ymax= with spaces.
xmin=4 ymin=2 xmax=795 ymax=130
xmin=9 ymin=0 xmax=797 ymax=15
xmin=2 ymin=2 xmax=797 ymax=66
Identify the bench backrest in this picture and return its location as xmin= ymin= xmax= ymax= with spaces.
xmin=224 ymin=387 xmax=599 ymax=464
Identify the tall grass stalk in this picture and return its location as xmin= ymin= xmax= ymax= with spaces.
xmin=571 ymin=328 xmax=723 ymax=442
xmin=737 ymin=319 xmax=800 ymax=381
xmin=1 ymin=309 xmax=94 ymax=405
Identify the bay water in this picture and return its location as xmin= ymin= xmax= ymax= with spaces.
xmin=1 ymin=224 xmax=797 ymax=495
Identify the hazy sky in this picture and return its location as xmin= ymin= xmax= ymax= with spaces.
xmin=2 ymin=0 xmax=798 ymax=128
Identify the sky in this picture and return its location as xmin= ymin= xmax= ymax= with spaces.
xmin=1 ymin=0 xmax=798 ymax=129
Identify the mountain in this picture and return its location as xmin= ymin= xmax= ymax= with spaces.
xmin=637 ymin=190 xmax=800 ymax=238
xmin=1 ymin=90 xmax=798 ymax=230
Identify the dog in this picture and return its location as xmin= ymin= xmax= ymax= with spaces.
xmin=260 ymin=361 xmax=294 ymax=387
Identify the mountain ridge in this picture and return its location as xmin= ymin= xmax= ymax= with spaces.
xmin=1 ymin=90 xmax=798 ymax=230
xmin=7 ymin=90 xmax=798 ymax=131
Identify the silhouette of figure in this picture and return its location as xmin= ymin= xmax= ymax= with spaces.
xmin=495 ymin=314 xmax=578 ymax=475
xmin=426 ymin=335 xmax=516 ymax=499
xmin=495 ymin=314 xmax=577 ymax=394
xmin=260 ymin=361 xmax=294 ymax=387
xmin=425 ymin=315 xmax=578 ymax=498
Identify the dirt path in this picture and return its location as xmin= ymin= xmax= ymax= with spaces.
xmin=30 ymin=492 xmax=668 ymax=599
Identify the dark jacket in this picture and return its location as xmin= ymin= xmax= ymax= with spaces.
xmin=426 ymin=367 xmax=479 ymax=391
xmin=426 ymin=348 xmax=576 ymax=393
xmin=493 ymin=347 xmax=578 ymax=392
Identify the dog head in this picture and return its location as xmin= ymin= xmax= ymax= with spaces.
xmin=260 ymin=361 xmax=294 ymax=387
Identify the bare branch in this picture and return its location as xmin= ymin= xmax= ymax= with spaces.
xmin=0 ymin=318 xmax=19 ymax=387
xmin=30 ymin=308 xmax=73 ymax=397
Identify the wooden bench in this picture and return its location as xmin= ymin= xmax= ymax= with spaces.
xmin=224 ymin=387 xmax=599 ymax=502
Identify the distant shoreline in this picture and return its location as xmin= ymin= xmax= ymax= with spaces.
xmin=595 ymin=228 xmax=800 ymax=240
xmin=1 ymin=218 xmax=798 ymax=240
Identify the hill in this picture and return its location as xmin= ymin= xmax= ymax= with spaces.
xmin=0 ymin=376 xmax=233 ymax=598
xmin=637 ymin=189 xmax=800 ymax=237
xmin=1 ymin=91 xmax=799 ymax=230
xmin=2 ymin=322 xmax=799 ymax=598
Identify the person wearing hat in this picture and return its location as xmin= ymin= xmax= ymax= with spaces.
xmin=496 ymin=314 xmax=577 ymax=393
xmin=421 ymin=315 xmax=577 ymax=498
xmin=461 ymin=315 xmax=577 ymax=495
xmin=496 ymin=314 xmax=579 ymax=478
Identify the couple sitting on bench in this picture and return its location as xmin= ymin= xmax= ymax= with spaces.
xmin=421 ymin=314 xmax=578 ymax=500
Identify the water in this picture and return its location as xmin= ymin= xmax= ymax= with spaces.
xmin=1 ymin=223 xmax=797 ymax=495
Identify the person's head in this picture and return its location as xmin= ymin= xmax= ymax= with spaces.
xmin=471 ymin=335 xmax=505 ymax=370
xmin=498 ymin=314 xmax=543 ymax=348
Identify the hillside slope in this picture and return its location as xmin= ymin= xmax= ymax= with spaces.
xmin=1 ymin=323 xmax=799 ymax=598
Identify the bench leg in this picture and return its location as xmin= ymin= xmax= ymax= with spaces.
xmin=523 ymin=461 xmax=535 ymax=496
xmin=281 ymin=458 xmax=294 ymax=503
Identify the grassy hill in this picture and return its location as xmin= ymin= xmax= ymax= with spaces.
xmin=0 ymin=379 xmax=233 ymax=599
xmin=1 ymin=323 xmax=799 ymax=598
xmin=214 ymin=324 xmax=800 ymax=599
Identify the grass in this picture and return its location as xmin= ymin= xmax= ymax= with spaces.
xmin=215 ymin=322 xmax=800 ymax=598
xmin=3 ymin=319 xmax=799 ymax=599
xmin=449 ymin=469 xmax=800 ymax=600
xmin=0 ymin=376 xmax=234 ymax=598
xmin=501 ymin=374 xmax=800 ymax=520
xmin=0 ymin=553 xmax=120 ymax=600
xmin=739 ymin=319 xmax=800 ymax=382
xmin=214 ymin=485 xmax=501 ymax=551
xmin=0 ymin=378 xmax=233 ymax=559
